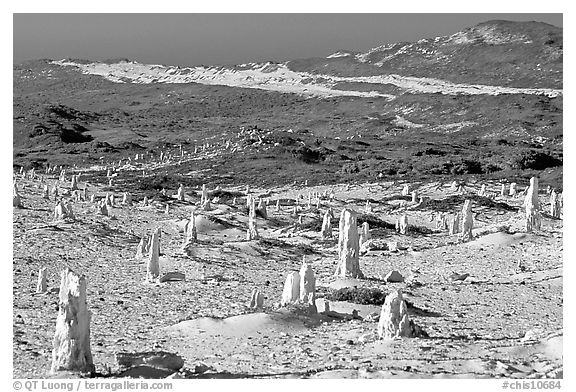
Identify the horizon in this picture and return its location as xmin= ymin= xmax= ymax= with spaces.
xmin=13 ymin=13 xmax=562 ymax=67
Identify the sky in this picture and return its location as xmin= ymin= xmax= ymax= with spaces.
xmin=13 ymin=13 xmax=563 ymax=67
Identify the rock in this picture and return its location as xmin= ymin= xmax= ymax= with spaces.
xmin=147 ymin=229 xmax=161 ymax=282
xmin=334 ymin=208 xmax=363 ymax=278
xmin=448 ymin=272 xmax=470 ymax=281
xmin=364 ymin=312 xmax=380 ymax=322
xmin=248 ymin=289 xmax=264 ymax=309
xmin=387 ymin=241 xmax=399 ymax=252
xmin=385 ymin=270 xmax=404 ymax=283
xmin=377 ymin=289 xmax=413 ymax=340
xmin=116 ymin=351 xmax=184 ymax=371
xmin=524 ymin=177 xmax=541 ymax=232
xmin=360 ymin=238 xmax=375 ymax=253
xmin=275 ymin=199 xmax=281 ymax=212
xmin=51 ymin=268 xmax=94 ymax=374
xmin=159 ymin=272 xmax=185 ymax=283
xmin=460 ymin=200 xmax=473 ymax=242
xmin=280 ymin=271 xmax=300 ymax=306
xmin=411 ymin=191 xmax=418 ymax=203
xmin=36 ymin=267 xmax=48 ymax=293
xmin=358 ymin=332 xmax=378 ymax=344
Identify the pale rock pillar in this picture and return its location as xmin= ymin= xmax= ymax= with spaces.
xmin=122 ymin=192 xmax=132 ymax=206
xmin=460 ymin=200 xmax=473 ymax=241
xmin=50 ymin=268 xmax=94 ymax=374
xmin=360 ymin=221 xmax=370 ymax=245
xmin=98 ymin=201 xmax=109 ymax=216
xmin=184 ymin=211 xmax=198 ymax=245
xmin=524 ymin=177 xmax=541 ymax=232
xmin=70 ymin=175 xmax=78 ymax=191
xmin=135 ymin=235 xmax=149 ymax=259
xmin=448 ymin=213 xmax=460 ymax=235
xmin=247 ymin=198 xmax=259 ymax=240
xmin=411 ymin=191 xmax=418 ymax=203
xmin=13 ymin=184 xmax=22 ymax=208
xmin=478 ymin=184 xmax=486 ymax=197
xmin=365 ymin=200 xmax=372 ymax=213
xmin=509 ymin=183 xmax=517 ymax=197
xmin=377 ymin=289 xmax=413 ymax=340
xmin=177 ymin=184 xmax=185 ymax=202
xmin=201 ymin=184 xmax=211 ymax=210
xmin=54 ymin=201 xmax=69 ymax=220
xmin=36 ymin=267 xmax=48 ymax=293
xmin=550 ymin=190 xmax=562 ymax=219
xmin=397 ymin=214 xmax=408 ymax=235
xmin=401 ymin=184 xmax=410 ymax=196
xmin=299 ymin=258 xmax=316 ymax=312
xmin=249 ymin=289 xmax=264 ymax=310
xmin=335 ymin=208 xmax=363 ymax=278
xmin=280 ymin=272 xmax=300 ymax=306
xmin=147 ymin=229 xmax=161 ymax=282
xmin=257 ymin=198 xmax=268 ymax=219
xmin=320 ymin=209 xmax=333 ymax=240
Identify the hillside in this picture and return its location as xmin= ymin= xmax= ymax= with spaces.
xmin=13 ymin=20 xmax=563 ymax=189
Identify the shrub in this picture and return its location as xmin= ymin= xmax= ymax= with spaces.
xmin=326 ymin=287 xmax=386 ymax=305
xmin=513 ymin=150 xmax=562 ymax=170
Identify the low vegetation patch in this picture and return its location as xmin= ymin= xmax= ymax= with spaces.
xmin=326 ymin=287 xmax=387 ymax=305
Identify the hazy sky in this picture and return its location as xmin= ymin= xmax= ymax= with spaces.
xmin=13 ymin=14 xmax=563 ymax=67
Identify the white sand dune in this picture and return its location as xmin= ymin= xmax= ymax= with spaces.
xmin=52 ymin=60 xmax=562 ymax=99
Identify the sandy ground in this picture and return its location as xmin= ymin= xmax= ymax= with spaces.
xmin=12 ymin=161 xmax=562 ymax=379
